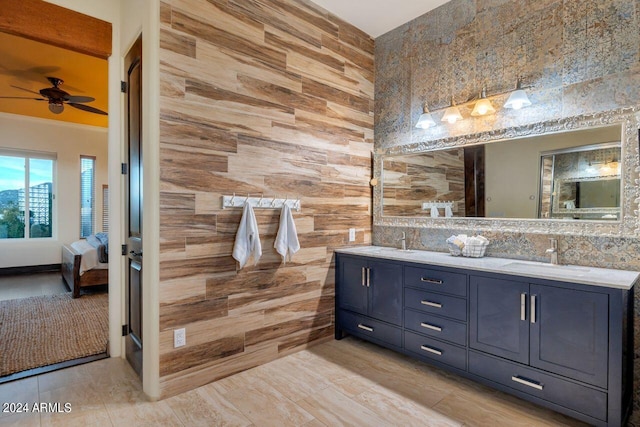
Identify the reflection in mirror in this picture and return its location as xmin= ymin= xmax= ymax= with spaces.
xmin=381 ymin=124 xmax=622 ymax=221
xmin=540 ymin=143 xmax=621 ymax=220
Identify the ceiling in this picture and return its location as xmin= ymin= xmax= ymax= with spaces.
xmin=0 ymin=32 xmax=108 ymax=128
xmin=311 ymin=0 xmax=451 ymax=38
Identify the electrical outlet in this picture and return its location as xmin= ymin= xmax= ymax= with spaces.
xmin=348 ymin=228 xmax=356 ymax=242
xmin=174 ymin=328 xmax=186 ymax=348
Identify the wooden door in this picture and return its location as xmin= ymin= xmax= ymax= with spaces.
xmin=124 ymin=35 xmax=143 ymax=378
xmin=470 ymin=275 xmax=529 ymax=364
xmin=529 ymin=284 xmax=609 ymax=388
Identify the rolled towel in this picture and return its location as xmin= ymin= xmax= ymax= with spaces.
xmin=232 ymin=203 xmax=262 ymax=269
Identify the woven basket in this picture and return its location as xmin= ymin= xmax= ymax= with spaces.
xmin=447 ymin=240 xmax=489 ymax=258
xmin=462 ymin=241 xmax=489 ymax=258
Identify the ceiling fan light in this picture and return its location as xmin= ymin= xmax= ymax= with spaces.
xmin=48 ymin=103 xmax=64 ymax=114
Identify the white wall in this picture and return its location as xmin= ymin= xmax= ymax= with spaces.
xmin=0 ymin=113 xmax=108 ymax=268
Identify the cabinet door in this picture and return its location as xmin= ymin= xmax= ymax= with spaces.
xmin=529 ymin=284 xmax=609 ymax=388
xmin=338 ymin=257 xmax=368 ymax=315
xmin=470 ymin=276 xmax=529 ymax=364
xmin=368 ymin=260 xmax=403 ymax=326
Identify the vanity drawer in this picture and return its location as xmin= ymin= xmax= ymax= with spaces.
xmin=405 ymin=266 xmax=467 ymax=297
xmin=338 ymin=310 xmax=402 ymax=348
xmin=404 ymin=331 xmax=466 ymax=371
xmin=469 ymin=351 xmax=607 ymax=422
xmin=404 ymin=309 xmax=466 ymax=346
xmin=404 ymin=288 xmax=467 ymax=321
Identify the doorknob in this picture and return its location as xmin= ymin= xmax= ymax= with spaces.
xmin=129 ymin=250 xmax=143 ymax=257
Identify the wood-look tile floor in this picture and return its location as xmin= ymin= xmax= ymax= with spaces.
xmin=0 ymin=336 xmax=589 ymax=427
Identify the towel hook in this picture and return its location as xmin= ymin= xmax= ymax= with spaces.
xmin=295 ymin=196 xmax=301 ymax=211
xmin=231 ymin=192 xmax=236 ymax=206
xmin=258 ymin=193 xmax=264 ymax=207
xmin=271 ymin=196 xmax=277 ymax=207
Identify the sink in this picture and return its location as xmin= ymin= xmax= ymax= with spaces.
xmin=502 ymin=262 xmax=590 ymax=276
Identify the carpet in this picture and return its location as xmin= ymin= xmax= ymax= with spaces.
xmin=0 ymin=292 xmax=108 ymax=377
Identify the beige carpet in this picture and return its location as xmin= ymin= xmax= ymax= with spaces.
xmin=0 ymin=292 xmax=108 ymax=377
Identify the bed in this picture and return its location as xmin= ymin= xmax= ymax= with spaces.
xmin=61 ymin=233 xmax=109 ymax=298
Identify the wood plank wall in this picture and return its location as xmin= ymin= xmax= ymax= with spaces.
xmin=158 ymin=0 xmax=374 ymax=397
xmin=382 ymin=150 xmax=465 ymax=217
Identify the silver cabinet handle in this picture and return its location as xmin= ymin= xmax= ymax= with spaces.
xmin=361 ymin=267 xmax=366 ymax=286
xmin=512 ymin=375 xmax=543 ymax=390
xmin=357 ymin=323 xmax=373 ymax=332
xmin=421 ymin=277 xmax=443 ymax=284
xmin=366 ymin=268 xmax=371 ymax=287
xmin=521 ymin=292 xmax=527 ymax=321
xmin=420 ymin=345 xmax=442 ymax=356
xmin=421 ymin=300 xmax=442 ymax=308
xmin=530 ymin=294 xmax=537 ymax=324
xmin=420 ymin=322 xmax=442 ymax=332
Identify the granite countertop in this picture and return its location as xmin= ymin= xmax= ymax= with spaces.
xmin=335 ymin=246 xmax=640 ymax=290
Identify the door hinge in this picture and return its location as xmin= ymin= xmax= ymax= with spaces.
xmin=121 ymin=163 xmax=128 ymax=175
xmin=122 ymin=325 xmax=129 ymax=336
xmin=121 ymin=244 xmax=127 ymax=255
xmin=121 ymin=81 xmax=127 ymax=93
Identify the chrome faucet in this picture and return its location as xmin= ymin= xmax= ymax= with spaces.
xmin=400 ymin=232 xmax=407 ymax=251
xmin=545 ymin=238 xmax=558 ymax=265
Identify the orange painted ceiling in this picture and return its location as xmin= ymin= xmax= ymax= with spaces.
xmin=0 ymin=32 xmax=108 ymax=128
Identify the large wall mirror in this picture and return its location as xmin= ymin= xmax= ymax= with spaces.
xmin=374 ymin=108 xmax=640 ymax=236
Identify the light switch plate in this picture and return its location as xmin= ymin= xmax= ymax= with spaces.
xmin=174 ymin=328 xmax=186 ymax=348
xmin=349 ymin=228 xmax=356 ymax=242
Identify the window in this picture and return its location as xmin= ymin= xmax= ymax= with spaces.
xmin=0 ymin=151 xmax=55 ymax=239
xmin=80 ymin=156 xmax=95 ymax=238
xmin=102 ymin=185 xmax=109 ymax=233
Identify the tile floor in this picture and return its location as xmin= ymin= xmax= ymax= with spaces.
xmin=0 ymin=336 xmax=590 ymax=427
xmin=0 ymin=272 xmax=67 ymax=301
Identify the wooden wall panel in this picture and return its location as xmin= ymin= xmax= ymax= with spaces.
xmin=158 ymin=0 xmax=374 ymax=397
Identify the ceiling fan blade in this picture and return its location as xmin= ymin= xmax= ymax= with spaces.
xmin=66 ymin=95 xmax=95 ymax=103
xmin=0 ymin=96 xmax=46 ymax=100
xmin=10 ymin=85 xmax=42 ymax=96
xmin=68 ymin=103 xmax=108 ymax=115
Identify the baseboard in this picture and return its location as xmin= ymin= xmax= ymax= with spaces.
xmin=0 ymin=264 xmax=61 ymax=276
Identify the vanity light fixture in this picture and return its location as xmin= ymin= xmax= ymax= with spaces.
xmin=414 ymin=78 xmax=532 ymax=128
xmin=470 ymin=87 xmax=496 ymax=116
xmin=441 ymin=97 xmax=463 ymax=124
xmin=504 ymin=77 xmax=532 ymax=110
xmin=415 ymin=103 xmax=436 ymax=129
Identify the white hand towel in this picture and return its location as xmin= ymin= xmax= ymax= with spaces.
xmin=274 ymin=204 xmax=300 ymax=264
xmin=445 ymin=205 xmax=453 ymax=217
xmin=232 ymin=203 xmax=262 ymax=269
xmin=431 ymin=207 xmax=440 ymax=218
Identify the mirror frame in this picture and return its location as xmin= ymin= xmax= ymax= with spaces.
xmin=373 ymin=107 xmax=640 ymax=237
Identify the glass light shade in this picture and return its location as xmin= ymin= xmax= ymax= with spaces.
xmin=48 ymin=103 xmax=64 ymax=114
xmin=504 ymin=89 xmax=531 ymax=110
xmin=415 ymin=112 xmax=436 ymax=129
xmin=441 ymin=106 xmax=463 ymax=124
xmin=471 ymin=98 xmax=496 ymax=116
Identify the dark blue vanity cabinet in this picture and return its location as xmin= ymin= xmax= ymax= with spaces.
xmin=336 ymin=255 xmax=403 ymax=349
xmin=335 ymin=253 xmax=634 ymax=426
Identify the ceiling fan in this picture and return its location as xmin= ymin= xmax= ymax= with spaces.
xmin=0 ymin=76 xmax=107 ymax=115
